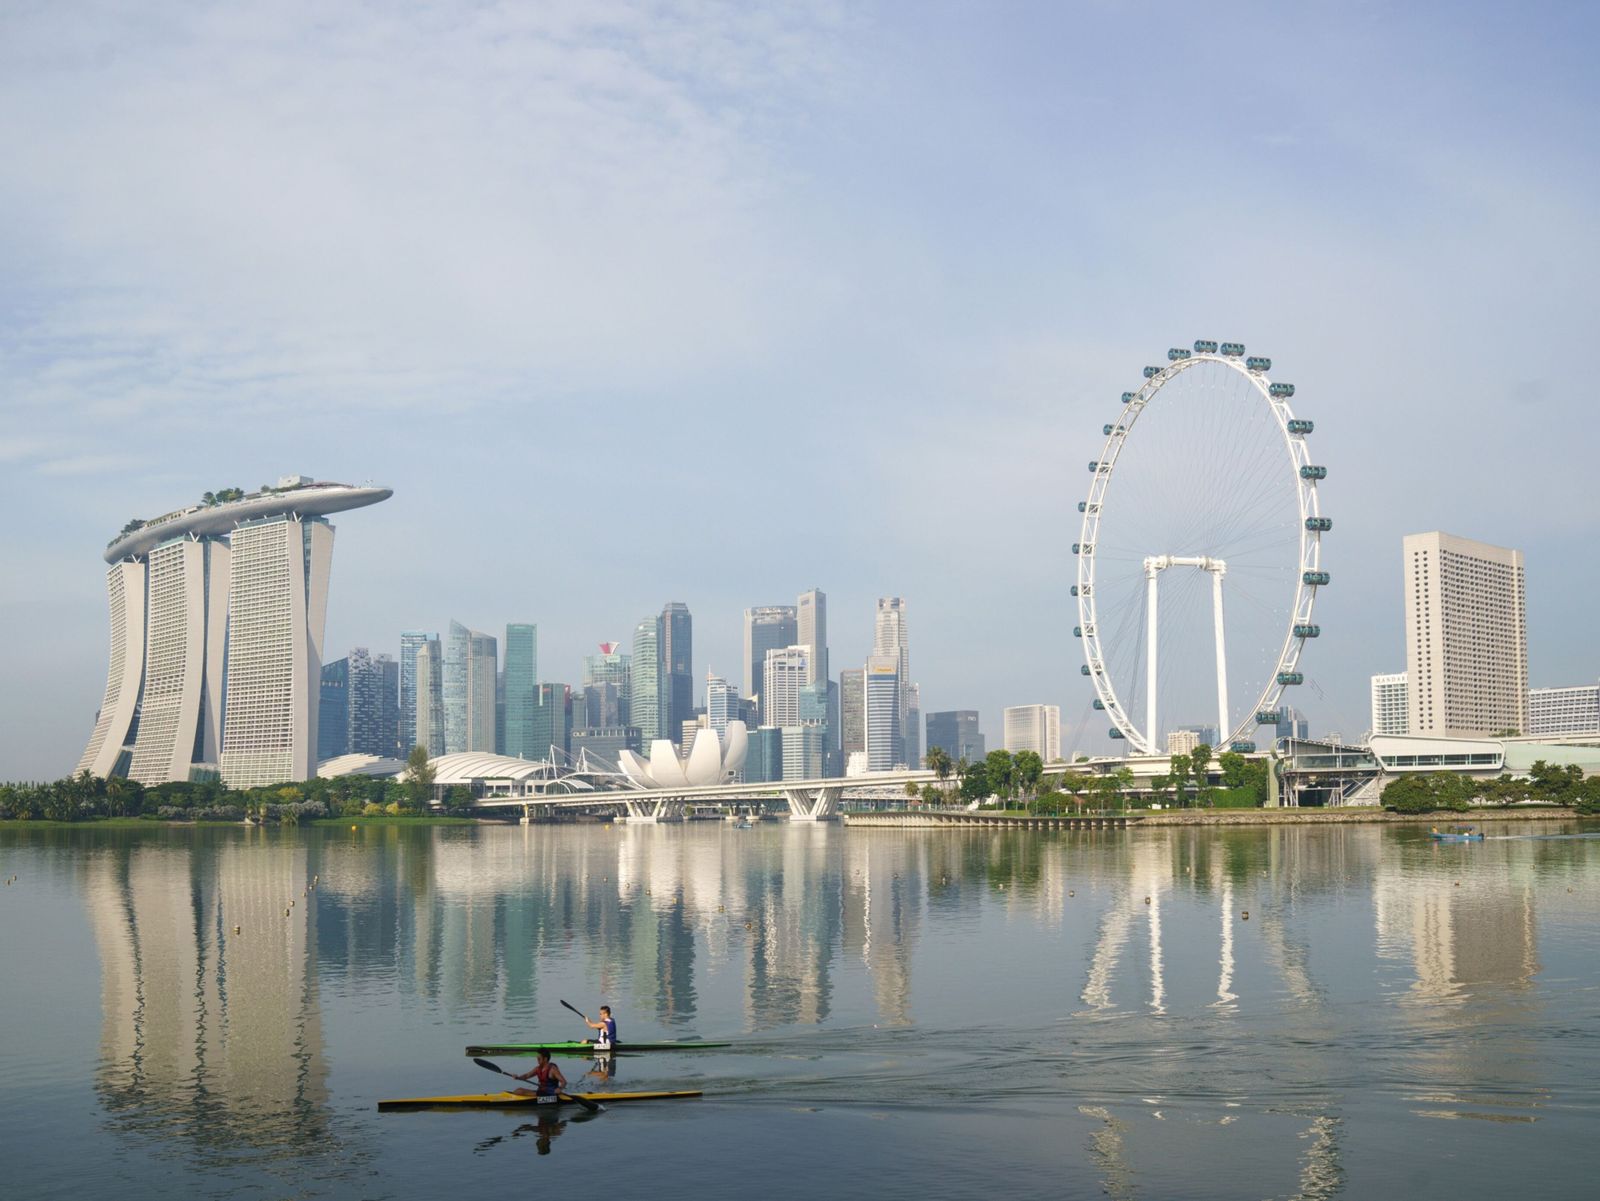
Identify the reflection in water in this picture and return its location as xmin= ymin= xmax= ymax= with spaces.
xmin=86 ymin=833 xmax=330 ymax=1165
xmin=43 ymin=817 xmax=1595 ymax=1200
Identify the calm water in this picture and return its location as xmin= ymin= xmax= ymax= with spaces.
xmin=2 ymin=819 xmax=1598 ymax=1200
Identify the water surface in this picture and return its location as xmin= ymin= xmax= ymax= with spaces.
xmin=2 ymin=820 xmax=1597 ymax=1199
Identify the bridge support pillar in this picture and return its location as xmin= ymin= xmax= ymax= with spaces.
xmin=622 ymin=798 xmax=685 ymax=823
xmin=784 ymin=786 xmax=841 ymax=822
xmin=520 ymin=804 xmax=533 ymax=825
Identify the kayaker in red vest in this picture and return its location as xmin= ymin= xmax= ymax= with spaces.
xmin=512 ymin=1049 xmax=567 ymax=1096
xmin=586 ymin=1005 xmax=619 ymax=1049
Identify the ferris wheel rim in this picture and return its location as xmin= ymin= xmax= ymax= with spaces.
xmin=1074 ymin=347 xmax=1324 ymax=756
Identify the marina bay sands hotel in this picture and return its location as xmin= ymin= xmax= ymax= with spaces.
xmin=76 ymin=477 xmax=391 ymax=788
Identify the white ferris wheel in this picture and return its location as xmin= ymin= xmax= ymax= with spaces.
xmin=1073 ymin=341 xmax=1328 ymax=756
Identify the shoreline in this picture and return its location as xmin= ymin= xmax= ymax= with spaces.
xmin=1131 ymin=806 xmax=1584 ymax=827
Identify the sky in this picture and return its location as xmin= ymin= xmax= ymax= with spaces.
xmin=3 ymin=0 xmax=1598 ymax=779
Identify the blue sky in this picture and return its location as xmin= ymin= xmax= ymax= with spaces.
xmin=3 ymin=1 xmax=1597 ymax=778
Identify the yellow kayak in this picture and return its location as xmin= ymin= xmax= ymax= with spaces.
xmin=378 ymin=1088 xmax=701 ymax=1111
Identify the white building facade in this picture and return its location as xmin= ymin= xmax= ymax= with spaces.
xmin=1528 ymin=684 xmax=1600 ymax=736
xmin=1403 ymin=531 xmax=1528 ymax=737
xmin=762 ymin=646 xmax=810 ymax=730
xmin=1003 ymin=704 xmax=1062 ymax=761
xmin=1370 ymin=671 xmax=1409 ymax=737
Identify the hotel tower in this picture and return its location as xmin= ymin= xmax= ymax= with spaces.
xmin=77 ymin=476 xmax=391 ymax=787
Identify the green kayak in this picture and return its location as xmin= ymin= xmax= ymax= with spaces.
xmin=465 ymin=1039 xmax=731 ymax=1056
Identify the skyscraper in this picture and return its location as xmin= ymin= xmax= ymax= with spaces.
xmin=583 ymin=642 xmax=631 ymax=727
xmin=763 ymin=645 xmax=810 ymax=729
xmin=874 ymin=597 xmax=915 ymax=762
xmin=661 ymin=602 xmax=693 ymax=744
xmin=705 ymin=673 xmax=739 ymax=738
xmin=904 ymin=682 xmax=922 ymax=768
xmin=1370 ymin=672 xmax=1409 ymax=736
xmin=1403 ymin=532 xmax=1528 ymax=736
xmin=444 ymin=622 xmax=498 ymax=753
xmin=78 ymin=478 xmax=390 ymax=784
xmin=502 ymin=623 xmax=538 ymax=759
xmin=926 ymin=710 xmax=984 ymax=763
xmin=1274 ymin=706 xmax=1309 ymax=742
xmin=318 ymin=657 xmax=349 ymax=761
xmin=839 ymin=668 xmax=865 ymax=758
xmin=348 ymin=648 xmax=399 ymax=757
xmin=797 ymin=589 xmax=828 ymax=686
xmin=127 ymin=536 xmax=230 ymax=783
xmin=743 ymin=606 xmax=797 ymax=711
xmin=530 ymin=683 xmax=570 ymax=758
xmin=630 ymin=616 xmax=665 ymax=742
xmin=414 ymin=636 xmax=445 ymax=756
xmin=219 ymin=514 xmax=337 ymax=787
xmin=865 ymin=654 xmax=903 ymax=770
xmin=1003 ymin=704 xmax=1061 ymax=761
xmin=399 ymin=630 xmax=433 ymax=754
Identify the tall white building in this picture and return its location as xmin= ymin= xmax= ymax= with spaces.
xmin=1528 ymin=684 xmax=1600 ymax=736
xmin=797 ymin=589 xmax=828 ymax=686
xmin=762 ymin=646 xmax=810 ymax=730
xmin=864 ymin=654 xmax=903 ymax=770
xmin=79 ymin=479 xmax=390 ymax=786
xmin=414 ymin=637 xmax=445 ymax=756
xmin=1403 ymin=532 xmax=1528 ymax=737
xmin=219 ymin=514 xmax=335 ymax=787
xmin=1370 ymin=672 xmax=1409 ymax=736
xmin=1003 ymin=704 xmax=1061 ymax=761
xmin=1166 ymin=729 xmax=1200 ymax=756
xmin=443 ymin=621 xmax=498 ymax=754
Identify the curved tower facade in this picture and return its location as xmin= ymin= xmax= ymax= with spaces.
xmin=79 ymin=478 xmax=390 ymax=786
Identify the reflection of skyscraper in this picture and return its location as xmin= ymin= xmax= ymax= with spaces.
xmin=87 ymin=840 xmax=328 ymax=1148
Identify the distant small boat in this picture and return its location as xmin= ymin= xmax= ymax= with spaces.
xmin=1429 ymin=826 xmax=1484 ymax=842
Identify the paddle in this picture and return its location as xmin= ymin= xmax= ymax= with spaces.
xmin=473 ymin=1056 xmax=600 ymax=1113
xmin=560 ymin=998 xmax=589 ymax=1024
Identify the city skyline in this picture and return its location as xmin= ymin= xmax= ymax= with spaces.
xmin=6 ymin=3 xmax=1600 ymax=779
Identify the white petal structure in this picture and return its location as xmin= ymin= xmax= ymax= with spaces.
xmin=684 ymin=729 xmax=723 ymax=786
xmin=619 ymin=721 xmax=750 ymax=789
xmin=723 ymin=721 xmax=749 ymax=775
xmin=616 ymin=749 xmax=657 ymax=787
xmin=648 ymin=740 xmax=687 ymax=788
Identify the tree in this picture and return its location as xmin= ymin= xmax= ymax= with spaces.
xmin=984 ymin=750 xmax=1016 ymax=802
xmin=1381 ymin=772 xmax=1472 ymax=814
xmin=1218 ymin=751 xmax=1249 ymax=789
xmin=1149 ymin=774 xmax=1173 ymax=807
xmin=920 ymin=783 xmax=942 ymax=806
xmin=926 ymin=746 xmax=953 ymax=791
xmin=1191 ymin=744 xmax=1214 ymax=806
xmin=1168 ymin=753 xmax=1193 ymax=806
xmin=904 ymin=780 xmax=920 ymax=801
xmin=960 ymin=759 xmax=991 ymax=804
xmin=1013 ymin=750 xmax=1044 ymax=800
xmin=403 ymin=745 xmax=437 ymax=811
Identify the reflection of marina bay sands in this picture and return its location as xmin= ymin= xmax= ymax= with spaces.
xmin=86 ymin=836 xmax=329 ymax=1148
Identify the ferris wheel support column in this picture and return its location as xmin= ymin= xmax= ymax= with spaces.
xmin=1211 ymin=565 xmax=1230 ymax=747
xmin=1145 ymin=559 xmax=1160 ymax=750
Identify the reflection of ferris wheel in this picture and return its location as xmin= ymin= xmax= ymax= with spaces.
xmin=1073 ymin=341 xmax=1328 ymax=756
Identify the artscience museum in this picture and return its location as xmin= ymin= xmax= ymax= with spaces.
xmin=617 ymin=722 xmax=749 ymax=789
